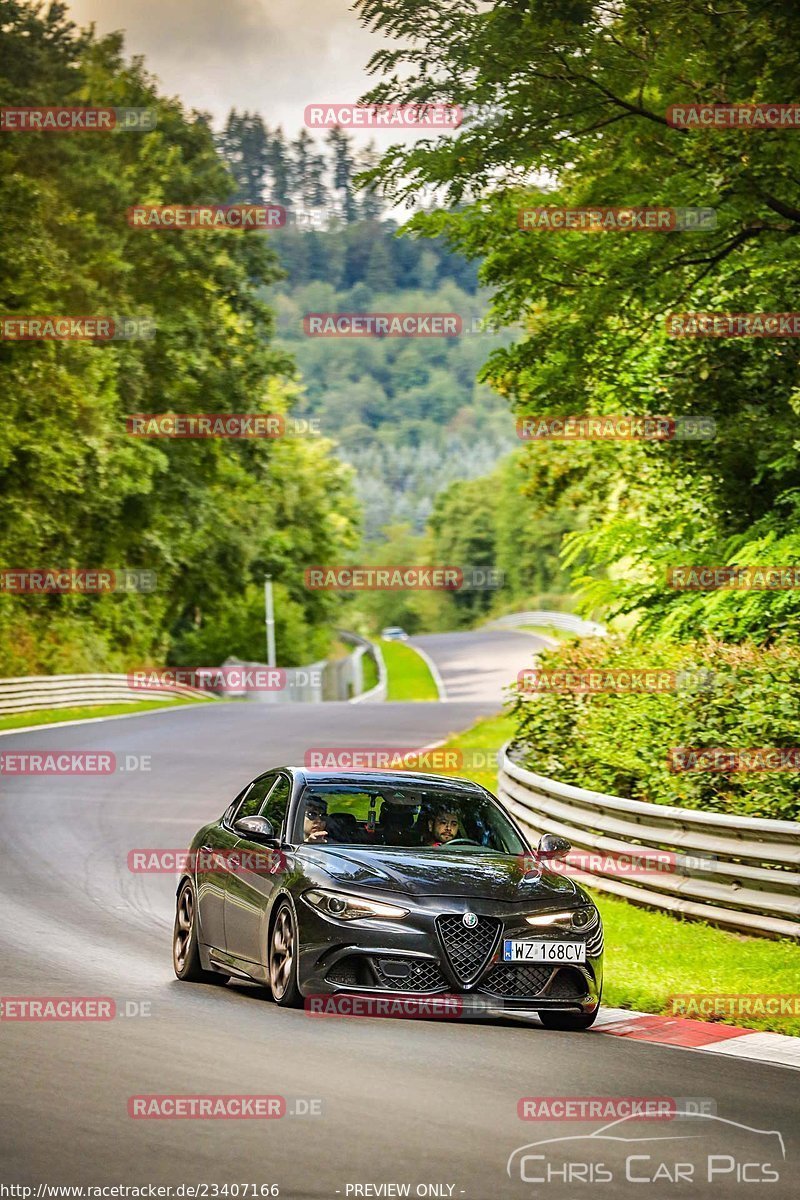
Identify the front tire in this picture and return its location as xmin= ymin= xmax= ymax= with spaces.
xmin=539 ymin=1008 xmax=598 ymax=1030
xmin=268 ymin=901 xmax=301 ymax=1007
xmin=173 ymin=881 xmax=229 ymax=985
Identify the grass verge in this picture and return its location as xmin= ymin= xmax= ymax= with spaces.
xmin=0 ymin=695 xmax=212 ymax=732
xmin=361 ymin=650 xmax=379 ymax=693
xmin=381 ymin=639 xmax=439 ymax=701
xmin=424 ymin=711 xmax=800 ymax=1037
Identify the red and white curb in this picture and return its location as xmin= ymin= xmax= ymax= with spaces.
xmin=592 ymin=1006 xmax=800 ymax=1070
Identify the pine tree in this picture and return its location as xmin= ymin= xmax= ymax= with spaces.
xmin=268 ymin=127 xmax=292 ymax=207
xmin=326 ymin=126 xmax=358 ymax=222
xmin=240 ymin=112 xmax=270 ymax=203
xmin=356 ymin=141 xmax=384 ymax=222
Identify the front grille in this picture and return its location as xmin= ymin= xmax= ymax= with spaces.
xmin=373 ymin=957 xmax=448 ymax=993
xmin=436 ymin=914 xmax=501 ymax=986
xmin=480 ymin=963 xmax=552 ymax=998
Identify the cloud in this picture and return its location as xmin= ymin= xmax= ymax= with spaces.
xmin=65 ymin=0 xmax=383 ymax=131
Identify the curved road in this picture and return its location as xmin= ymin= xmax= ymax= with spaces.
xmin=0 ymin=630 xmax=795 ymax=1196
xmin=408 ymin=628 xmax=550 ymax=704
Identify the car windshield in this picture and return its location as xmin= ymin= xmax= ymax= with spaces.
xmin=295 ymin=781 xmax=526 ymax=854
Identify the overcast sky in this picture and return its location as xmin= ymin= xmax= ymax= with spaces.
xmin=66 ymin=0 xmax=388 ymax=136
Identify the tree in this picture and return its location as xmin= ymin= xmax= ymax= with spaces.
xmin=267 ymin=127 xmax=292 ymax=207
xmin=355 ymin=0 xmax=800 ymax=642
xmin=0 ymin=0 xmax=359 ymax=672
xmin=326 ymin=126 xmax=359 ymax=222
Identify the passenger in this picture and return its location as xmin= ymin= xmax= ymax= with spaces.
xmin=303 ymin=796 xmax=329 ymax=843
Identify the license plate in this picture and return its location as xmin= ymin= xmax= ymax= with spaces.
xmin=503 ymin=939 xmax=586 ymax=964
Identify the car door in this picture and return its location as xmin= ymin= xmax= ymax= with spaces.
xmin=224 ymin=772 xmax=292 ymax=964
xmin=195 ymin=782 xmax=255 ymax=950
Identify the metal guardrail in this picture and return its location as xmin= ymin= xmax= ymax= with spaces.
xmin=216 ymin=633 xmax=386 ymax=704
xmin=498 ymin=743 xmax=800 ymax=940
xmin=487 ymin=611 xmax=607 ymax=637
xmin=0 ymin=673 xmax=211 ymax=715
xmin=347 ymin=635 xmax=387 ymax=703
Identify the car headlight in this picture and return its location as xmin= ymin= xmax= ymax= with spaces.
xmin=303 ymin=888 xmax=409 ymax=921
xmin=525 ymin=906 xmax=598 ymax=931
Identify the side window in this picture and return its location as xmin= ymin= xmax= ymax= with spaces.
xmin=223 ymin=782 xmax=253 ymax=825
xmin=262 ymin=774 xmax=291 ymax=835
xmin=235 ymin=773 xmax=276 ymax=822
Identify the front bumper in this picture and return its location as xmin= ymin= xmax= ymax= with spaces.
xmin=297 ymin=892 xmax=603 ymax=1015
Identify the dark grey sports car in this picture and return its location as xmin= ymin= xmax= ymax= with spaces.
xmin=173 ymin=767 xmax=603 ymax=1028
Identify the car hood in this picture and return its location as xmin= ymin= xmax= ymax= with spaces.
xmin=296 ymin=845 xmax=581 ymax=903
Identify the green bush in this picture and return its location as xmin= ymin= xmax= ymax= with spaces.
xmin=507 ymin=636 xmax=800 ymax=820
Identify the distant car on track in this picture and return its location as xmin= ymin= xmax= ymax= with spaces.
xmin=380 ymin=626 xmax=408 ymax=641
xmin=173 ymin=768 xmax=603 ymax=1028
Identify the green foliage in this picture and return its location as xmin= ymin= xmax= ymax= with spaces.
xmin=267 ymin=233 xmax=513 ymax=539
xmin=424 ymin=452 xmax=579 ymax=625
xmin=507 ymin=637 xmax=800 ymax=820
xmin=344 ymin=524 xmax=453 ymax=634
xmin=355 ymin=0 xmax=800 ymax=644
xmin=0 ymin=1 xmax=358 ymax=672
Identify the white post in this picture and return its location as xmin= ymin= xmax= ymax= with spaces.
xmin=264 ymin=574 xmax=276 ymax=667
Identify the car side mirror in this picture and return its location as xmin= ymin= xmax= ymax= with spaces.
xmin=233 ymin=815 xmax=277 ymax=844
xmin=537 ymin=833 xmax=571 ymax=860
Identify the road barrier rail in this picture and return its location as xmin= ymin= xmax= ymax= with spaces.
xmin=344 ymin=632 xmax=387 ymax=703
xmin=487 ymin=611 xmax=607 ymax=637
xmin=0 ymin=673 xmax=211 ymax=715
xmin=498 ymin=743 xmax=800 ymax=940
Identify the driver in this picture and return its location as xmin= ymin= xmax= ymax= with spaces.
xmin=423 ymin=806 xmax=460 ymax=847
xmin=303 ymin=795 xmax=329 ymax=843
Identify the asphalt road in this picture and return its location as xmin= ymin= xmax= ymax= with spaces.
xmin=408 ymin=629 xmax=548 ymax=704
xmin=0 ymin=631 xmax=795 ymax=1198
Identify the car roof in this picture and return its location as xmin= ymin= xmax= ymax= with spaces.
xmin=283 ymin=767 xmax=486 ymax=791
